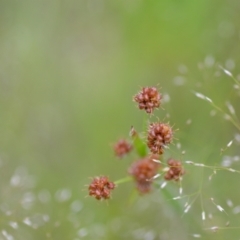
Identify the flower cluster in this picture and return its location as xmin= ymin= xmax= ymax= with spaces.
xmin=128 ymin=155 xmax=160 ymax=193
xmin=133 ymin=87 xmax=161 ymax=114
xmin=147 ymin=122 xmax=173 ymax=154
xmin=113 ymin=139 xmax=133 ymax=158
xmin=88 ymin=86 xmax=184 ymax=200
xmin=88 ymin=176 xmax=115 ymax=200
xmin=164 ymin=159 xmax=185 ymax=181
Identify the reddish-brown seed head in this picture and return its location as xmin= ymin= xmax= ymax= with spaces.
xmin=164 ymin=159 xmax=185 ymax=181
xmin=88 ymin=176 xmax=116 ymax=200
xmin=147 ymin=122 xmax=173 ymax=154
xmin=113 ymin=139 xmax=133 ymax=158
xmin=133 ymin=87 xmax=161 ymax=114
xmin=128 ymin=155 xmax=161 ymax=194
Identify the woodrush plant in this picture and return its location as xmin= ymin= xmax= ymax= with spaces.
xmin=88 ymin=86 xmax=184 ymax=199
xmin=87 ymin=66 xmax=240 ymax=236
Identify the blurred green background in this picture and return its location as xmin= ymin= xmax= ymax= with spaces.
xmin=1 ymin=0 xmax=240 ymax=239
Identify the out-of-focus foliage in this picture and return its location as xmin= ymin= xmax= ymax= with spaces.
xmin=0 ymin=0 xmax=240 ymax=239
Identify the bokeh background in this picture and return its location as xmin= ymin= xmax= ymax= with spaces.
xmin=1 ymin=0 xmax=240 ymax=239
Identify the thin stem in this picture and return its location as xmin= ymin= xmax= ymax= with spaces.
xmin=205 ymin=226 xmax=240 ymax=231
xmin=229 ymin=74 xmax=240 ymax=88
xmin=219 ymin=65 xmax=240 ymax=88
xmin=210 ymin=102 xmax=240 ymax=131
xmin=199 ymin=168 xmax=205 ymax=218
xmin=185 ymin=161 xmax=240 ymax=174
xmin=114 ymin=176 xmax=132 ymax=185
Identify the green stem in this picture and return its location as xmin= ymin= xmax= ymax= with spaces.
xmin=230 ymin=75 xmax=240 ymax=88
xmin=114 ymin=176 xmax=132 ymax=185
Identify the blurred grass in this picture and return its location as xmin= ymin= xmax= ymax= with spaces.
xmin=0 ymin=0 xmax=240 ymax=239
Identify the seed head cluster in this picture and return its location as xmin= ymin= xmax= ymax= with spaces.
xmin=147 ymin=122 xmax=173 ymax=154
xmin=128 ymin=155 xmax=160 ymax=193
xmin=88 ymin=176 xmax=115 ymax=200
xmin=133 ymin=87 xmax=161 ymax=114
xmin=113 ymin=139 xmax=132 ymax=158
xmin=164 ymin=159 xmax=185 ymax=181
xmin=88 ymin=86 xmax=185 ymax=201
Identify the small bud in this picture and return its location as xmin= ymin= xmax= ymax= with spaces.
xmin=129 ymin=126 xmax=138 ymax=137
xmin=161 ymin=182 xmax=167 ymax=189
xmin=227 ymin=140 xmax=233 ymax=147
xmin=184 ymin=204 xmax=191 ymax=213
xmin=194 ymin=92 xmax=212 ymax=103
xmin=192 ymin=234 xmax=201 ymax=238
xmin=173 ymin=196 xmax=181 ymax=200
xmin=222 ymin=67 xmax=233 ymax=77
xmin=194 ymin=163 xmax=205 ymax=167
xmin=216 ymin=205 xmax=224 ymax=212
xmin=210 ymin=226 xmax=219 ymax=232
xmin=185 ymin=160 xmax=193 ymax=164
xmin=226 ymin=102 xmax=235 ymax=115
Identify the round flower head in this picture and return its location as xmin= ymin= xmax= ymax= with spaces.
xmin=164 ymin=159 xmax=185 ymax=181
xmin=88 ymin=176 xmax=115 ymax=200
xmin=128 ymin=155 xmax=161 ymax=194
xmin=147 ymin=122 xmax=173 ymax=154
xmin=113 ymin=139 xmax=132 ymax=158
xmin=133 ymin=87 xmax=161 ymax=114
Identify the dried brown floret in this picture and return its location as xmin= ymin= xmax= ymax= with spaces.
xmin=128 ymin=155 xmax=161 ymax=194
xmin=88 ymin=176 xmax=115 ymax=200
xmin=113 ymin=139 xmax=133 ymax=158
xmin=133 ymin=87 xmax=161 ymax=114
xmin=147 ymin=122 xmax=173 ymax=154
xmin=164 ymin=159 xmax=185 ymax=181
